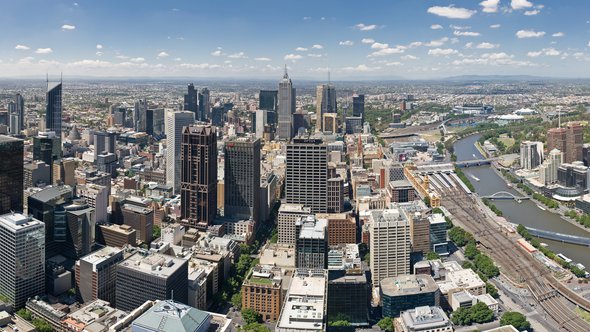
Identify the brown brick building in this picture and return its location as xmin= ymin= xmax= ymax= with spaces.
xmin=242 ymin=265 xmax=286 ymax=321
xmin=318 ymin=213 xmax=357 ymax=246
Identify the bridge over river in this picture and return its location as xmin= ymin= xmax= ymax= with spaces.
xmin=526 ymin=226 xmax=590 ymax=247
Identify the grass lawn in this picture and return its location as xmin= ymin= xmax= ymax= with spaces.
xmin=498 ymin=137 xmax=515 ymax=148
xmin=575 ymin=307 xmax=590 ymax=323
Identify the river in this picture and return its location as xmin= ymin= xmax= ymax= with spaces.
xmin=453 ymin=134 xmax=590 ymax=268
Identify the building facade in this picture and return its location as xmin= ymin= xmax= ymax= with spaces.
xmin=165 ymin=110 xmax=195 ymax=193
xmin=286 ymin=137 xmax=328 ymax=213
xmin=224 ymin=138 xmax=261 ymax=222
xmin=277 ymin=68 xmax=295 ymax=140
xmin=0 ymin=136 xmax=24 ymax=214
xmin=370 ymin=209 xmax=411 ymax=286
xmin=75 ymin=246 xmax=124 ymax=305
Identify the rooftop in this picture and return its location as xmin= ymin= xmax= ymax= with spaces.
xmin=119 ymin=252 xmax=187 ymax=278
xmin=79 ymin=246 xmax=123 ymax=266
xmin=297 ymin=216 xmax=327 ymax=240
xmin=428 ymin=213 xmax=446 ymax=225
xmin=132 ymin=300 xmax=211 ymax=332
xmin=400 ymin=306 xmax=451 ymax=330
xmin=277 ymin=269 xmax=327 ymax=331
xmin=29 ymin=185 xmax=72 ymax=203
xmin=0 ymin=213 xmax=43 ymax=233
xmin=380 ymin=274 xmax=439 ymax=297
xmin=279 ymin=204 xmax=311 ymax=214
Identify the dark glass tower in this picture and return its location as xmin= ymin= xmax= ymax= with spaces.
xmin=46 ymin=82 xmax=62 ymax=137
xmin=224 ymin=138 xmax=261 ymax=222
xmin=198 ymin=88 xmax=210 ymax=122
xmin=353 ymin=94 xmax=365 ymax=120
xmin=15 ymin=93 xmax=25 ymax=130
xmin=0 ymin=136 xmax=24 ymax=214
xmin=180 ymin=124 xmax=217 ymax=229
xmin=259 ymin=90 xmax=278 ymax=111
xmin=184 ymin=83 xmax=197 ymax=115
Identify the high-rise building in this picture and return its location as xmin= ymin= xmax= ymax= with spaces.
xmin=77 ymin=184 xmax=109 ymax=224
xmin=15 ymin=93 xmax=25 ymax=130
xmin=259 ymin=90 xmax=278 ymax=112
xmin=520 ymin=141 xmax=544 ymax=170
xmin=286 ymin=137 xmax=328 ymax=213
xmin=0 ymin=213 xmax=45 ymax=308
xmin=409 ymin=213 xmax=430 ymax=255
xmin=33 ymin=131 xmax=61 ymax=181
xmin=0 ymin=136 xmax=24 ymax=214
xmin=319 ymin=213 xmax=356 ymax=245
xmin=93 ymin=131 xmax=116 ymax=161
xmin=180 ymin=124 xmax=217 ymax=229
xmin=64 ymin=200 xmax=96 ymax=258
xmin=295 ymin=216 xmax=328 ymax=269
xmin=352 ymin=94 xmax=365 ymax=120
xmin=130 ymin=300 xmax=212 ymax=332
xmin=547 ymin=127 xmax=566 ymax=155
xmin=369 ymin=209 xmax=411 ymax=286
xmin=146 ymin=108 xmax=165 ymax=136
xmin=395 ymin=306 xmax=452 ymax=332
xmin=165 ymin=110 xmax=195 ymax=193
xmin=75 ymin=246 xmax=124 ymax=305
xmin=198 ymin=88 xmax=210 ymax=121
xmin=429 ymin=214 xmax=448 ymax=256
xmin=224 ymin=137 xmax=261 ymax=222
xmin=316 ymin=84 xmax=336 ymax=132
xmin=539 ymin=149 xmax=563 ymax=186
xmin=122 ymin=204 xmax=153 ymax=243
xmin=115 ymin=252 xmax=188 ymax=311
xmin=327 ymin=270 xmax=369 ymax=326
xmin=46 ymin=82 xmax=62 ymax=137
xmin=133 ymin=99 xmax=148 ymax=132
xmin=184 ymin=83 xmax=198 ymax=115
xmin=277 ymin=204 xmax=312 ymax=245
xmin=566 ymin=122 xmax=584 ymax=163
xmin=277 ymin=68 xmax=296 ymax=140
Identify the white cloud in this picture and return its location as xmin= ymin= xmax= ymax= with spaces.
xmin=339 ymin=40 xmax=354 ymax=46
xmin=511 ymin=0 xmax=533 ymax=10
xmin=303 ymin=16 xmax=311 ymax=20
xmin=428 ymin=48 xmax=459 ymax=56
xmin=371 ymin=42 xmax=389 ymax=49
xmin=361 ymin=38 xmax=375 ymax=44
xmin=452 ymin=52 xmax=535 ymax=67
xmin=465 ymin=42 xmax=474 ymax=48
xmin=450 ymin=25 xmax=471 ymax=30
xmin=307 ymin=53 xmax=323 ymax=58
xmin=254 ymin=57 xmax=272 ymax=61
xmin=95 ymin=51 xmax=103 ymax=56
xmin=228 ymin=52 xmax=247 ymax=59
xmin=386 ymin=62 xmax=403 ymax=66
xmin=15 ymin=44 xmax=30 ymax=50
xmin=524 ymin=9 xmax=540 ymax=16
xmin=516 ymin=30 xmax=545 ymax=38
xmin=368 ymin=45 xmax=406 ymax=57
xmin=211 ymin=49 xmax=224 ymax=56
xmin=477 ymin=42 xmax=499 ymax=49
xmin=312 ymin=44 xmax=323 ymax=49
xmin=552 ymin=32 xmax=565 ymax=37
xmin=35 ymin=48 xmax=53 ymax=54
xmin=18 ymin=57 xmax=34 ymax=64
xmin=431 ymin=24 xmax=443 ymax=30
xmin=157 ymin=51 xmax=169 ymax=58
xmin=425 ymin=37 xmax=449 ymax=47
xmin=354 ymin=23 xmax=377 ymax=31
xmin=401 ymin=55 xmax=419 ymax=60
xmin=173 ymin=57 xmax=182 ymax=61
xmin=409 ymin=42 xmax=423 ymax=48
xmin=295 ymin=47 xmax=308 ymax=51
xmin=454 ymin=30 xmax=481 ymax=37
xmin=284 ymin=54 xmax=302 ymax=60
xmin=480 ymin=0 xmax=500 ymax=13
xmin=96 ymin=44 xmax=103 ymax=49
xmin=179 ymin=63 xmax=221 ymax=69
xmin=115 ymin=55 xmax=129 ymax=60
xmin=490 ymin=24 xmax=501 ymax=28
xmin=427 ymin=6 xmax=476 ymax=19
xmin=61 ymin=24 xmax=76 ymax=30
xmin=130 ymin=57 xmax=145 ymax=62
xmin=527 ymin=51 xmax=543 ymax=57
xmin=528 ymin=48 xmax=561 ymax=57
xmin=342 ymin=64 xmax=380 ymax=72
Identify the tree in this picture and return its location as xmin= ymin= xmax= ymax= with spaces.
xmin=240 ymin=323 xmax=271 ymax=332
xmin=486 ymin=282 xmax=499 ymax=298
xmin=242 ymin=308 xmax=262 ymax=325
xmin=16 ymin=308 xmax=32 ymax=321
xmin=474 ymin=254 xmax=500 ymax=278
xmin=329 ymin=320 xmax=351 ymax=327
xmin=152 ymin=225 xmax=161 ymax=240
xmin=32 ymin=319 xmax=53 ymax=332
xmin=424 ymin=196 xmax=431 ymax=207
xmin=464 ymin=242 xmax=479 ymax=260
xmin=500 ymin=311 xmax=530 ymax=331
xmin=377 ymin=317 xmax=394 ymax=332
xmin=231 ymin=293 xmax=242 ymax=310
xmin=426 ymin=252 xmax=440 ymax=260
xmin=470 ymin=302 xmax=494 ymax=324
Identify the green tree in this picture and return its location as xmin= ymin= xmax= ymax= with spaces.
xmin=500 ymin=311 xmax=530 ymax=331
xmin=451 ymin=307 xmax=472 ymax=326
xmin=32 ymin=319 xmax=53 ymax=332
xmin=474 ymin=254 xmax=500 ymax=278
xmin=464 ymin=242 xmax=480 ymax=260
xmin=242 ymin=308 xmax=262 ymax=324
xmin=231 ymin=293 xmax=242 ymax=310
xmin=426 ymin=252 xmax=440 ymax=260
xmin=152 ymin=225 xmax=161 ymax=240
xmin=486 ymin=282 xmax=499 ymax=299
xmin=329 ymin=320 xmax=351 ymax=327
xmin=470 ymin=302 xmax=494 ymax=324
xmin=240 ymin=322 xmax=271 ymax=332
xmin=16 ymin=308 xmax=32 ymax=321
xmin=377 ymin=317 xmax=394 ymax=332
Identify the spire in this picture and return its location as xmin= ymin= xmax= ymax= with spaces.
xmin=328 ymin=70 xmax=331 ymax=85
xmin=283 ymin=64 xmax=289 ymax=79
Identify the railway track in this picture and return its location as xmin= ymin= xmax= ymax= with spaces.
xmin=440 ymin=188 xmax=590 ymax=332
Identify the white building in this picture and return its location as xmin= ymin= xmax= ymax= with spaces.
xmin=395 ymin=306 xmax=453 ymax=332
xmin=77 ymin=183 xmax=109 ymax=223
xmin=0 ymin=213 xmax=45 ymax=308
xmin=520 ymin=141 xmax=544 ymax=170
xmin=539 ymin=148 xmax=563 ymax=186
xmin=165 ymin=110 xmax=195 ymax=193
xmin=278 ymin=204 xmax=312 ymax=245
xmin=369 ymin=209 xmax=411 ymax=286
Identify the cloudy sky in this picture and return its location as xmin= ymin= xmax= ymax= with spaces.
xmin=1 ymin=0 xmax=590 ymax=79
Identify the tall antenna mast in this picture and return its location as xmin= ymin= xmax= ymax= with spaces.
xmin=328 ymin=70 xmax=331 ymax=85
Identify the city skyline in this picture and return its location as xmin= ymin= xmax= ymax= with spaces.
xmin=1 ymin=0 xmax=590 ymax=79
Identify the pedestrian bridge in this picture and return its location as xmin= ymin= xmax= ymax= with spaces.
xmin=454 ymin=158 xmax=498 ymax=168
xmin=526 ymin=227 xmax=590 ymax=247
xmin=480 ymin=191 xmax=530 ymax=200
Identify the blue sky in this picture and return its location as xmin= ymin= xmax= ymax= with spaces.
xmin=1 ymin=0 xmax=590 ymax=79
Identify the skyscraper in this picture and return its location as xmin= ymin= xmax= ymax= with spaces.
xmin=93 ymin=131 xmax=116 ymax=162
xmin=278 ymin=67 xmax=296 ymax=140
xmin=76 ymin=246 xmax=124 ymax=305
xmin=15 ymin=93 xmax=25 ymax=130
xmin=286 ymin=137 xmax=328 ymax=213
xmin=259 ymin=90 xmax=278 ymax=111
xmin=0 ymin=136 xmax=24 ymax=214
xmin=198 ymin=88 xmax=210 ymax=121
xmin=352 ymin=94 xmax=365 ymax=119
xmin=184 ymin=83 xmax=198 ymax=115
xmin=520 ymin=141 xmax=544 ymax=170
xmin=0 ymin=213 xmax=45 ymax=308
xmin=133 ymin=99 xmax=148 ymax=132
xmin=547 ymin=123 xmax=583 ymax=164
xmin=165 ymin=111 xmax=195 ymax=193
xmin=315 ymin=84 xmax=336 ymax=132
xmin=46 ymin=82 xmax=62 ymax=137
xmin=295 ymin=216 xmax=328 ymax=269
xmin=33 ymin=131 xmax=61 ymax=182
xmin=224 ymin=137 xmax=261 ymax=222
xmin=180 ymin=124 xmax=217 ymax=229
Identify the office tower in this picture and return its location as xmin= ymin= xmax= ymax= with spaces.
xmin=116 ymin=252 xmax=188 ymax=311
xmin=96 ymin=224 xmax=136 ymax=248
xmin=133 ymin=99 xmax=148 ymax=132
xmin=278 ymin=68 xmax=295 ymax=140
xmin=254 ymin=109 xmax=267 ymax=139
xmin=242 ymin=265 xmax=284 ymax=321
xmin=352 ymin=94 xmax=365 ymax=120
xmin=93 ymin=131 xmax=116 ymax=161
xmin=198 ymin=88 xmax=210 ymax=121
xmin=566 ymin=122 xmax=584 ymax=163
xmin=0 ymin=136 xmax=24 ymax=214
xmin=28 ymin=185 xmax=73 ymax=253
xmin=429 ymin=214 xmax=448 ymax=255
xmin=259 ymin=90 xmax=278 ymax=111
xmin=224 ymin=137 xmax=261 ymax=222
xmin=122 ymin=203 xmax=153 ymax=243
xmin=327 ymin=270 xmax=369 ymax=326
xmin=97 ymin=152 xmax=117 ymax=177
xmin=539 ymin=149 xmax=563 ymax=186
xmin=277 ymin=204 xmax=312 ymax=245
xmin=322 ymin=113 xmax=338 ymax=134
xmin=520 ymin=141 xmax=544 ymax=170
xmin=77 ymin=184 xmax=109 ymax=223
xmin=64 ymin=200 xmax=96 ymax=258
xmin=0 ymin=213 xmax=45 ymax=308
xmin=24 ymin=161 xmax=51 ymax=189
xmin=295 ymin=216 xmax=328 ymax=269
xmin=318 ymin=213 xmax=356 ymax=245
xmin=46 ymin=82 xmax=62 ymax=137
xmin=327 ymin=177 xmax=344 ymax=213
xmin=380 ymin=274 xmax=440 ymax=317
xmin=146 ymin=108 xmax=165 ymax=136
xmin=75 ymin=246 xmax=124 ymax=305
xmin=180 ymin=124 xmax=217 ymax=229
xmin=286 ymin=137 xmax=328 ymax=213
xmin=345 ymin=116 xmax=363 ymax=134
xmin=315 ymin=84 xmax=336 ymax=132
xmin=410 ymin=214 xmax=430 ymax=254
xmin=14 ymin=93 xmax=25 ymax=130
xmin=33 ymin=131 xmax=61 ymax=179
xmin=184 ymin=83 xmax=198 ymax=115
xmin=369 ymin=209 xmax=411 ymax=286
xmin=165 ymin=110 xmax=195 ymax=193
xmin=547 ymin=127 xmax=567 ymax=156
xmin=53 ymin=158 xmax=77 ymax=186
xmin=9 ymin=113 xmax=20 ymax=135
xmin=211 ymin=104 xmax=225 ymax=126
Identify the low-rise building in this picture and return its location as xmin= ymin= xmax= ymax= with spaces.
xmin=242 ymin=265 xmax=288 ymax=322
xmin=394 ymin=306 xmax=453 ymax=332
xmin=130 ymin=300 xmax=211 ymax=332
xmin=380 ymin=274 xmax=440 ymax=318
